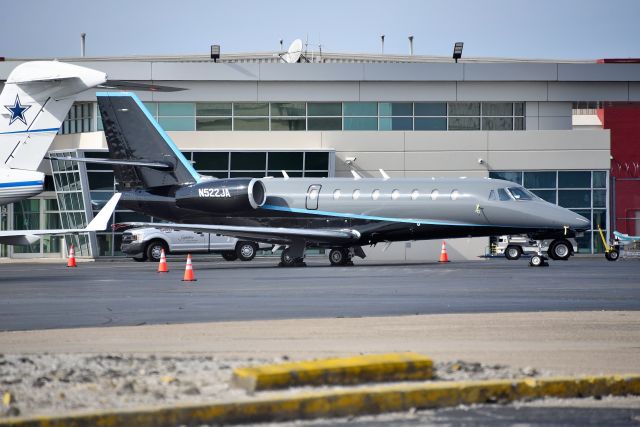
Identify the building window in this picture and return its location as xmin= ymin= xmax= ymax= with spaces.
xmin=92 ymin=100 xmax=527 ymax=134
xmin=196 ymin=102 xmax=232 ymax=131
xmin=344 ymin=102 xmax=377 ymax=131
xmin=61 ymin=103 xmax=93 ymax=134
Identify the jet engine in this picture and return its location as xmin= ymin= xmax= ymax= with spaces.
xmin=175 ymin=178 xmax=266 ymax=212
xmin=176 ymin=178 xmax=266 ymax=213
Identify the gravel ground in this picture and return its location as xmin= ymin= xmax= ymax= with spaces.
xmin=0 ymin=353 xmax=546 ymax=419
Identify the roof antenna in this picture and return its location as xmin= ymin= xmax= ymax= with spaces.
xmin=379 ymin=169 xmax=390 ymax=180
xmin=281 ymin=170 xmax=290 ymax=179
xmin=351 ymin=170 xmax=362 ymax=180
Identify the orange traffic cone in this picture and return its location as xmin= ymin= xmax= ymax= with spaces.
xmin=157 ymin=248 xmax=169 ymax=273
xmin=67 ymin=244 xmax=77 ymax=268
xmin=439 ymin=241 xmax=450 ymax=263
xmin=182 ymin=254 xmax=196 ymax=282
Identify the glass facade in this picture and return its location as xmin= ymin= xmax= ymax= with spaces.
xmin=61 ymin=103 xmax=93 ymax=135
xmin=48 ymin=152 xmax=92 ymax=256
xmin=48 ymin=149 xmax=334 ymax=257
xmin=88 ymin=101 xmax=525 ymax=133
xmin=489 ymin=170 xmax=608 ymax=253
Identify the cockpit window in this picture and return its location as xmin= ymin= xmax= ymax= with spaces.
xmin=497 ymin=188 xmax=512 ymax=201
xmin=507 ymin=187 xmax=532 ymax=200
xmin=488 ymin=190 xmax=496 ymax=201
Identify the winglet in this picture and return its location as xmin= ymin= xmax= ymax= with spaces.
xmin=85 ymin=193 xmax=121 ymax=231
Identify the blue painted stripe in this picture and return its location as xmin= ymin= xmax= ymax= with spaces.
xmin=96 ymin=92 xmax=201 ymax=183
xmin=261 ymin=204 xmax=496 ymax=227
xmin=0 ymin=128 xmax=59 ymax=135
xmin=0 ymin=180 xmax=44 ymax=189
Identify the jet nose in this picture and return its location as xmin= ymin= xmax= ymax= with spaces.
xmin=568 ymin=211 xmax=591 ymax=232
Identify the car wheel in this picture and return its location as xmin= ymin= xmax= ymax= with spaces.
xmin=504 ymin=245 xmax=522 ymax=261
xmin=146 ymin=240 xmax=168 ymax=263
xmin=605 ymin=249 xmax=620 ymax=261
xmin=222 ymin=251 xmax=238 ymax=261
xmin=549 ymin=239 xmax=571 ymax=261
xmin=236 ymin=241 xmax=258 ymax=261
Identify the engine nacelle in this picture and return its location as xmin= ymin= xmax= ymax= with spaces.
xmin=175 ymin=178 xmax=266 ymax=213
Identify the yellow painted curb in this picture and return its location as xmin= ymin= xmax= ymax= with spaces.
xmin=2 ymin=374 xmax=639 ymax=427
xmin=232 ymin=352 xmax=433 ymax=391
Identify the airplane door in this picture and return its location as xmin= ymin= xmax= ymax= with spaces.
xmin=306 ymin=185 xmax=321 ymax=210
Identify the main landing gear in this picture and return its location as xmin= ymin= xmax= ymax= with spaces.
xmin=279 ymin=248 xmax=306 ymax=267
xmin=329 ymin=248 xmax=354 ymax=266
xmin=277 ymin=244 xmax=366 ymax=267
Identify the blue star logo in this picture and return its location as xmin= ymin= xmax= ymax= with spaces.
xmin=4 ymin=94 xmax=32 ymax=126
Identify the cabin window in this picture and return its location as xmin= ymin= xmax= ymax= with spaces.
xmin=333 ymin=189 xmax=341 ymax=200
xmin=451 ymin=190 xmax=460 ymax=200
xmin=391 ymin=189 xmax=400 ymax=200
xmin=497 ymin=188 xmax=512 ymax=201
xmin=352 ymin=189 xmax=361 ymax=200
xmin=372 ymin=189 xmax=380 ymax=200
xmin=430 ymin=189 xmax=439 ymax=201
xmin=508 ymin=187 xmax=533 ymax=201
xmin=411 ymin=190 xmax=420 ymax=200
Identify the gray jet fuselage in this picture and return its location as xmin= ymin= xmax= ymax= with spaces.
xmin=119 ymin=177 xmax=590 ymax=246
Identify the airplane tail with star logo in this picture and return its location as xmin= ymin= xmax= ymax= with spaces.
xmin=0 ymin=61 xmax=107 ymax=171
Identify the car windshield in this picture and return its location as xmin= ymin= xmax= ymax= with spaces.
xmin=507 ymin=187 xmax=533 ymax=201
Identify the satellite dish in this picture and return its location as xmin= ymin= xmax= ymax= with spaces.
xmin=282 ymin=39 xmax=303 ymax=63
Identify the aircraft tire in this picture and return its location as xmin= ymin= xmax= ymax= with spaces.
xmin=504 ymin=245 xmax=522 ymax=260
xmin=236 ymin=241 xmax=258 ymax=261
xmin=549 ymin=239 xmax=572 ymax=261
xmin=329 ymin=248 xmax=349 ymax=266
xmin=221 ymin=251 xmax=238 ymax=261
xmin=280 ymin=248 xmax=296 ymax=267
xmin=529 ymin=254 xmax=543 ymax=267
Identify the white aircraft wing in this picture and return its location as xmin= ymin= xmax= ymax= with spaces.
xmin=0 ymin=193 xmax=121 ymax=246
xmin=116 ymin=221 xmax=360 ymax=245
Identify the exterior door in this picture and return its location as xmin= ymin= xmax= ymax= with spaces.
xmin=306 ymin=184 xmax=321 ymax=210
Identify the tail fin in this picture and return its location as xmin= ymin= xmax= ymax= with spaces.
xmin=0 ymin=61 xmax=106 ymax=170
xmin=96 ymin=92 xmax=201 ymax=192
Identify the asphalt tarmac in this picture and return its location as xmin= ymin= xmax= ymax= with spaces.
xmin=1 ymin=256 xmax=639 ymax=332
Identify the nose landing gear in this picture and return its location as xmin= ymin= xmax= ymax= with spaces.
xmin=529 ymin=241 xmax=549 ymax=267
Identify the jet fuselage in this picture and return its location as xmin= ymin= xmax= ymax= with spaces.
xmin=118 ymin=177 xmax=590 ymax=246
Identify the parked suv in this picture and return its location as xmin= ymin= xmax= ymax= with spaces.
xmin=121 ymin=227 xmax=268 ymax=262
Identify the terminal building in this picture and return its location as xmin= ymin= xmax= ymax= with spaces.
xmin=1 ymin=52 xmax=639 ymax=260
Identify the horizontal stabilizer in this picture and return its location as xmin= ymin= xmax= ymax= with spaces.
xmin=98 ymin=81 xmax=185 ymax=92
xmin=46 ymin=156 xmax=174 ymax=171
xmin=0 ymin=193 xmax=121 ymax=246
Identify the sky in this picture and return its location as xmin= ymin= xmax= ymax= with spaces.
xmin=2 ymin=0 xmax=640 ymax=60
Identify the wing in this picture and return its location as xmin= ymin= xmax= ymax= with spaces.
xmin=116 ymin=222 xmax=360 ymax=246
xmin=0 ymin=193 xmax=121 ymax=245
